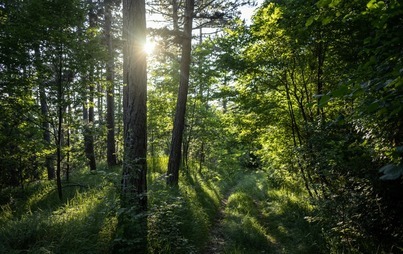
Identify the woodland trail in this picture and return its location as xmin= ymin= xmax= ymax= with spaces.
xmin=201 ymin=170 xmax=324 ymax=254
xmin=202 ymin=187 xmax=232 ymax=254
xmin=202 ymin=172 xmax=255 ymax=254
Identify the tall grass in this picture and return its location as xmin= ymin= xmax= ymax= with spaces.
xmin=219 ymin=170 xmax=325 ymax=254
xmin=0 ymin=157 xmax=326 ymax=253
xmin=147 ymin=157 xmax=222 ymax=253
xmin=0 ymin=166 xmax=119 ymax=254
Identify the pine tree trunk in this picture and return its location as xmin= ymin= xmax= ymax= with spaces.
xmin=167 ymin=0 xmax=194 ymax=186
xmin=105 ymin=0 xmax=117 ymax=167
xmin=83 ymin=5 xmax=97 ymax=172
xmin=122 ymin=0 xmax=147 ymax=208
xmin=56 ymin=50 xmax=63 ymax=200
xmin=117 ymin=0 xmax=148 ymax=252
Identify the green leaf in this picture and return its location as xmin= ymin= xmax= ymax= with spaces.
xmin=329 ymin=0 xmax=341 ymax=8
xmin=307 ymin=102 xmax=316 ymax=108
xmin=366 ymin=101 xmax=380 ymax=113
xmin=367 ymin=0 xmax=377 ymax=9
xmin=305 ymin=16 xmax=315 ymax=27
xmin=322 ymin=16 xmax=333 ymax=25
xmin=331 ymin=85 xmax=349 ymax=97
xmin=318 ymin=94 xmax=331 ymax=108
xmin=317 ymin=0 xmax=332 ymax=8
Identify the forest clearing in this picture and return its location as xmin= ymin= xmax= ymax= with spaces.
xmin=1 ymin=0 xmax=403 ymax=253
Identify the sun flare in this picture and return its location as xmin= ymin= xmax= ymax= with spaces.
xmin=144 ymin=40 xmax=155 ymax=55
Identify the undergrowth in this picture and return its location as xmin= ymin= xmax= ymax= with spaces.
xmin=0 ymin=157 xmax=326 ymax=253
xmin=220 ymin=170 xmax=326 ymax=254
xmin=0 ymin=165 xmax=119 ymax=254
xmin=0 ymin=157 xmax=232 ymax=253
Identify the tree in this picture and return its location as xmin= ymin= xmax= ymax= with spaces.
xmin=166 ymin=0 xmax=195 ymax=186
xmin=104 ymin=0 xmax=117 ymax=167
xmin=118 ymin=0 xmax=148 ymax=251
xmin=212 ymin=0 xmax=403 ymax=251
xmin=83 ymin=2 xmax=98 ymax=172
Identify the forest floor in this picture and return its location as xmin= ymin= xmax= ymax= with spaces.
xmin=202 ymin=170 xmax=325 ymax=254
xmin=0 ymin=161 xmax=326 ymax=253
xmin=203 ymin=186 xmax=233 ymax=254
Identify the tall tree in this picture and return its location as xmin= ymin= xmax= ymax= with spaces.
xmin=83 ymin=2 xmax=98 ymax=172
xmin=104 ymin=0 xmax=117 ymax=167
xmin=119 ymin=0 xmax=148 ymax=251
xmin=166 ymin=0 xmax=195 ymax=186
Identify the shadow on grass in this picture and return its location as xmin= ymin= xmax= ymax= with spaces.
xmin=0 ymin=170 xmax=120 ymax=254
xmin=220 ymin=171 xmax=325 ymax=254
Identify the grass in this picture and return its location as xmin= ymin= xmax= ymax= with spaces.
xmin=219 ymin=170 xmax=325 ymax=254
xmin=147 ymin=157 xmax=222 ymax=253
xmin=0 ymin=166 xmax=119 ymax=254
xmin=0 ymin=158 xmax=326 ymax=253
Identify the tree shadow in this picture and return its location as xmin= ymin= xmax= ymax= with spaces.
xmin=0 ymin=181 xmax=118 ymax=253
xmin=218 ymin=171 xmax=325 ymax=254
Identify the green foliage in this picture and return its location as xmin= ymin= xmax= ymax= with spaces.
xmin=0 ymin=166 xmax=120 ymax=253
xmin=212 ymin=0 xmax=403 ymax=252
xmin=220 ymin=171 xmax=325 ymax=254
xmin=147 ymin=157 xmax=221 ymax=253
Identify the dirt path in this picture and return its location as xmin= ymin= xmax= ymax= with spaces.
xmin=203 ymin=199 xmax=228 ymax=253
xmin=203 ymin=184 xmax=238 ymax=254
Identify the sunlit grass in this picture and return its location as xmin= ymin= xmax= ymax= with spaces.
xmin=0 ymin=157 xmax=325 ymax=253
xmin=0 ymin=165 xmax=120 ymax=253
xmin=147 ymin=157 xmax=223 ymax=253
xmin=218 ymin=170 xmax=325 ymax=254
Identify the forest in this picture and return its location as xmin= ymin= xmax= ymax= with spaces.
xmin=0 ymin=0 xmax=402 ymax=253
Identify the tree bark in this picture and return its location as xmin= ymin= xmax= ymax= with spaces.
xmin=83 ymin=5 xmax=97 ymax=172
xmin=39 ymin=87 xmax=55 ymax=180
xmin=167 ymin=0 xmax=195 ymax=186
xmin=34 ymin=45 xmax=55 ymax=180
xmin=56 ymin=47 xmax=63 ymax=200
xmin=105 ymin=0 xmax=117 ymax=167
xmin=118 ymin=0 xmax=148 ymax=251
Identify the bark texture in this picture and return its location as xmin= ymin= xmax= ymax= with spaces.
xmin=83 ymin=5 xmax=97 ymax=172
xmin=167 ymin=0 xmax=195 ymax=186
xmin=122 ymin=0 xmax=147 ymax=211
xmin=105 ymin=0 xmax=117 ymax=167
xmin=117 ymin=1 xmax=148 ymax=252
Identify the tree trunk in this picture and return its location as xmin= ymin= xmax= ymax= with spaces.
xmin=35 ymin=46 xmax=55 ymax=180
xmin=167 ymin=0 xmax=194 ymax=187
xmin=105 ymin=0 xmax=117 ymax=167
xmin=83 ymin=97 xmax=97 ymax=171
xmin=118 ymin=0 xmax=148 ymax=251
xmin=56 ymin=48 xmax=63 ymax=201
xmin=172 ymin=0 xmax=179 ymax=32
xmin=83 ymin=5 xmax=97 ymax=172
xmin=39 ymin=81 xmax=55 ymax=180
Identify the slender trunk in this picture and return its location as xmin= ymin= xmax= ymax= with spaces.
xmin=172 ymin=0 xmax=179 ymax=32
xmin=56 ymin=48 xmax=63 ymax=200
xmin=83 ymin=5 xmax=97 ymax=172
xmin=83 ymin=96 xmax=97 ymax=171
xmin=40 ymin=85 xmax=55 ymax=180
xmin=66 ymin=102 xmax=71 ymax=182
xmin=98 ymin=82 xmax=103 ymax=124
xmin=35 ymin=46 xmax=55 ymax=180
xmin=117 ymin=84 xmax=123 ymax=163
xmin=284 ymin=77 xmax=314 ymax=198
xmin=316 ymin=34 xmax=326 ymax=119
xmin=105 ymin=0 xmax=117 ymax=167
xmin=167 ymin=0 xmax=195 ymax=187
